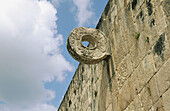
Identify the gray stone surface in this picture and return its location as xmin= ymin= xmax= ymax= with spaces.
xmin=162 ymin=88 xmax=170 ymax=111
xmin=58 ymin=0 xmax=170 ymax=111
xmin=67 ymin=27 xmax=111 ymax=64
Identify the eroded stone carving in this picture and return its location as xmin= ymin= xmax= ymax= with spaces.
xmin=67 ymin=27 xmax=111 ymax=64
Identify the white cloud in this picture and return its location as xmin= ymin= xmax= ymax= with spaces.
xmin=0 ymin=0 xmax=73 ymax=110
xmin=72 ymin=0 xmax=94 ymax=26
xmin=0 ymin=104 xmax=57 ymax=111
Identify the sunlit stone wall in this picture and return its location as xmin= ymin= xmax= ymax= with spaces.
xmin=58 ymin=0 xmax=170 ymax=110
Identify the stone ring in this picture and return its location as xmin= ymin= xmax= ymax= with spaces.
xmin=67 ymin=27 xmax=111 ymax=64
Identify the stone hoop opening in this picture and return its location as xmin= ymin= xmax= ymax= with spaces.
xmin=81 ymin=35 xmax=97 ymax=49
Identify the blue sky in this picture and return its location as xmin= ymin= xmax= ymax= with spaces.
xmin=0 ymin=0 xmax=108 ymax=110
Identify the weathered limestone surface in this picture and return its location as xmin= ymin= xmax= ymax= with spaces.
xmin=58 ymin=0 xmax=170 ymax=111
xmin=67 ymin=27 xmax=111 ymax=64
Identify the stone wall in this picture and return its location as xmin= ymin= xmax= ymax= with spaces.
xmin=58 ymin=0 xmax=170 ymax=111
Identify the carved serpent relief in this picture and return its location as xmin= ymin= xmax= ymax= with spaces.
xmin=67 ymin=27 xmax=111 ymax=64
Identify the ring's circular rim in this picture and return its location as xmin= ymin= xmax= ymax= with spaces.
xmin=67 ymin=27 xmax=109 ymax=64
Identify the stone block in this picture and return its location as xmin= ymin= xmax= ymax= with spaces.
xmin=156 ymin=57 xmax=170 ymax=96
xmin=162 ymin=0 xmax=170 ymax=21
xmin=83 ymin=100 xmax=89 ymax=111
xmin=118 ymin=78 xmax=134 ymax=110
xmin=128 ymin=44 xmax=143 ymax=70
xmin=91 ymin=99 xmax=96 ymax=111
xmin=166 ymin=26 xmax=170 ymax=48
xmin=98 ymin=90 xmax=106 ymax=111
xmin=106 ymin=83 xmax=113 ymax=108
xmin=110 ymin=4 xmax=117 ymax=23
xmin=134 ymin=10 xmax=145 ymax=32
xmin=155 ymin=5 xmax=168 ymax=35
xmin=113 ymin=0 xmax=124 ymax=13
xmin=131 ymin=0 xmax=145 ymax=16
xmin=106 ymin=104 xmax=112 ymax=111
xmin=93 ymin=79 xmax=102 ymax=100
xmin=100 ymin=61 xmax=110 ymax=93
xmin=86 ymin=106 xmax=90 ymax=111
xmin=138 ymin=53 xmax=157 ymax=91
xmin=131 ymin=70 xmax=140 ymax=96
xmin=152 ymin=32 xmax=170 ymax=72
xmin=123 ymin=27 xmax=136 ymax=53
xmin=116 ymin=54 xmax=133 ymax=89
xmin=133 ymin=94 xmax=143 ymax=111
xmin=162 ymin=88 xmax=170 ymax=111
xmin=111 ymin=21 xmax=128 ymax=66
xmin=163 ymin=32 xmax=170 ymax=62
xmin=148 ymin=75 xmax=160 ymax=104
xmin=112 ymin=96 xmax=121 ymax=111
xmin=149 ymin=98 xmax=164 ymax=111
xmin=135 ymin=31 xmax=151 ymax=57
xmin=111 ymin=75 xmax=119 ymax=96
xmin=151 ymin=0 xmax=163 ymax=7
xmin=124 ymin=101 xmax=135 ymax=111
xmin=140 ymin=86 xmax=153 ymax=111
